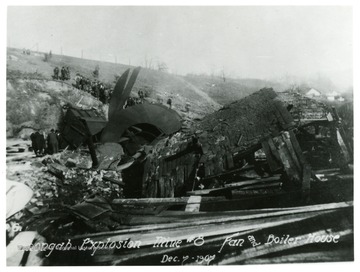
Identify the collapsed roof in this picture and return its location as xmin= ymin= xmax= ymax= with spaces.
xmin=136 ymin=88 xmax=351 ymax=199
xmin=193 ymin=88 xmax=294 ymax=162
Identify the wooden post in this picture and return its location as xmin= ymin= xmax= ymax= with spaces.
xmin=261 ymin=140 xmax=282 ymax=172
xmin=281 ymin=132 xmax=302 ymax=172
xmin=302 ymin=164 xmax=311 ymax=203
xmin=86 ymin=137 xmax=99 ymax=169
xmin=336 ymin=128 xmax=351 ymax=163
xmin=273 ymin=135 xmax=302 ymax=185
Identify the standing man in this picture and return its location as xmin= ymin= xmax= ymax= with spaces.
xmin=47 ymin=129 xmax=59 ymax=154
xmin=53 ymin=67 xmax=59 ymax=80
xmin=55 ymin=130 xmax=62 ymax=150
xmin=167 ymin=98 xmax=172 ymax=109
xmin=60 ymin=67 xmax=66 ymax=80
xmin=65 ymin=67 xmax=70 ymax=80
xmin=37 ymin=131 xmax=46 ymax=156
xmin=30 ymin=132 xmax=38 ymax=156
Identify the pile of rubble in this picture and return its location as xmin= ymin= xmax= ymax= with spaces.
xmin=276 ymin=91 xmax=331 ymax=123
xmin=6 ymin=143 xmax=125 ymax=241
xmin=6 ymin=75 xmax=354 ymax=265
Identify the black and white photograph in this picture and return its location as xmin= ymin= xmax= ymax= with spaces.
xmin=3 ymin=2 xmax=357 ymax=267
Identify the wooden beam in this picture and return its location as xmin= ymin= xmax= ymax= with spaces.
xmin=112 ymin=196 xmax=225 ymax=206
xmin=70 ymin=201 xmax=353 ymax=242
xmin=71 ymin=210 xmax=333 ymax=249
xmin=102 ymin=176 xmax=125 ymax=187
xmin=281 ymin=132 xmax=302 ymax=172
xmin=185 ymin=196 xmax=201 ymax=212
xmin=261 ymin=140 xmax=281 ymax=172
xmin=187 ymin=175 xmax=282 ymax=196
xmin=274 ymin=135 xmax=301 ymax=184
xmin=267 ymin=138 xmax=281 ymax=161
xmin=302 ymin=164 xmax=311 ymax=203
xmin=288 ymin=130 xmax=307 ymax=165
xmin=336 ymin=128 xmax=351 ymax=163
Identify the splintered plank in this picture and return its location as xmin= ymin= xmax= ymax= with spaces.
xmin=69 ymin=201 xmax=352 ymax=244
xmin=187 ymin=176 xmax=281 ymax=196
xmin=166 ymin=176 xmax=174 ymax=198
xmin=159 ymin=158 xmax=165 ymax=177
xmin=113 ymin=197 xmax=191 ymax=205
xmin=72 ymin=209 xmax=333 ymax=249
xmin=225 ymin=153 xmax=234 ymax=169
xmin=336 ymin=128 xmax=351 ymax=163
xmin=261 ymin=140 xmax=282 ymax=172
xmin=267 ymin=138 xmax=282 ymax=161
xmin=302 ymin=163 xmax=311 ymax=201
xmin=158 ymin=176 xmax=165 ymax=197
xmin=185 ymin=196 xmax=201 ymax=212
xmin=68 ymin=207 xmax=351 ymax=265
xmin=87 ymin=205 xmax=353 ymax=266
xmin=281 ymin=132 xmax=302 ymax=172
xmin=239 ymin=181 xmax=282 ymax=190
xmin=112 ymin=196 xmax=230 ymax=207
xmin=141 ymin=160 xmax=151 ymax=196
xmin=177 ymin=165 xmax=184 ymax=188
xmin=274 ymin=136 xmax=302 ymax=184
xmin=243 ymin=248 xmax=354 ymax=264
xmin=288 ymin=130 xmax=307 ymax=165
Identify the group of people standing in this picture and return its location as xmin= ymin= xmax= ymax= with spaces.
xmin=73 ymin=74 xmax=110 ymax=104
xmin=53 ymin=66 xmax=71 ymax=81
xmin=30 ymin=129 xmax=61 ymax=157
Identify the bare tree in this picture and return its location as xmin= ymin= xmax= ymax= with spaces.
xmin=221 ymin=67 xmax=226 ymax=82
xmin=144 ymin=55 xmax=154 ymax=69
xmin=157 ymin=62 xmax=168 ymax=73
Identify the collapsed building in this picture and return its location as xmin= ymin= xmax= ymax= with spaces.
xmin=58 ymin=68 xmax=352 ymax=205
xmin=7 ymin=68 xmax=353 ymax=265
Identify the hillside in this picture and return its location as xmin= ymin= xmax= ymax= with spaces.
xmin=6 ymin=47 xmax=281 ymax=138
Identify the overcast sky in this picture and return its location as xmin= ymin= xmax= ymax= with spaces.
xmin=7 ymin=6 xmax=352 ymax=87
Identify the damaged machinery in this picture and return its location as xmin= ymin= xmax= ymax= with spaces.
xmin=59 ymin=68 xmax=352 ymax=206
xmin=16 ymin=68 xmax=352 ymax=265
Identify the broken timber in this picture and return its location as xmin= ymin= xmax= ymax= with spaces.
xmin=47 ymin=201 xmax=353 ymax=265
xmin=139 ymin=88 xmax=316 ymax=200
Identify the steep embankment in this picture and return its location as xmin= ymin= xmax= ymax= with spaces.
xmin=6 ymin=48 xmax=222 ymax=138
xmin=6 ymin=76 xmax=105 ymax=138
xmin=7 ymin=47 xmax=279 ymax=138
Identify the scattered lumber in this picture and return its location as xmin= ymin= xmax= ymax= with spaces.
xmin=47 ymin=201 xmax=352 ymax=265
xmin=187 ymin=175 xmax=281 ymax=196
